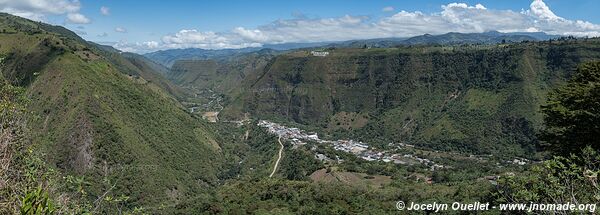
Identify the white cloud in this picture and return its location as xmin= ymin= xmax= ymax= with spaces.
xmin=382 ymin=6 xmax=394 ymax=12
xmin=66 ymin=13 xmax=90 ymax=24
xmin=0 ymin=8 xmax=45 ymax=21
xmin=115 ymin=0 xmax=600 ymax=53
xmin=97 ymin=32 xmax=108 ymax=37
xmin=235 ymin=15 xmax=372 ymax=43
xmin=100 ymin=6 xmax=110 ymax=16
xmin=115 ymin=27 xmax=127 ymax=33
xmin=114 ymin=40 xmax=178 ymax=53
xmin=143 ymin=41 xmax=159 ymax=49
xmin=233 ymin=27 xmax=270 ymax=43
xmin=113 ymin=40 xmax=144 ymax=53
xmin=0 ymin=0 xmax=83 ymax=21
xmin=161 ymin=29 xmax=262 ymax=49
xmin=528 ymin=0 xmax=561 ymax=21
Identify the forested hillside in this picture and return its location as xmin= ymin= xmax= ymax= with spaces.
xmin=1 ymin=9 xmax=599 ymax=214
xmin=223 ymin=39 xmax=600 ymax=156
xmin=168 ymin=49 xmax=275 ymax=95
xmin=0 ymin=13 xmax=225 ymax=213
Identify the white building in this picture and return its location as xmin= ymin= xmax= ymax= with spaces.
xmin=311 ymin=51 xmax=329 ymax=57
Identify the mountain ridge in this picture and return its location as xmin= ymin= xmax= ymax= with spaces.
xmin=143 ymin=31 xmax=559 ymax=68
xmin=0 ymin=13 xmax=225 ymax=212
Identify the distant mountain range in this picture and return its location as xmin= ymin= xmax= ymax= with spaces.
xmin=144 ymin=47 xmax=279 ymax=67
xmin=144 ymin=31 xmax=561 ymax=67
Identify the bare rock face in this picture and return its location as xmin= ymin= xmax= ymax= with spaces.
xmin=69 ymin=116 xmax=94 ymax=173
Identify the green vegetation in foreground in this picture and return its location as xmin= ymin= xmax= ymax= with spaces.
xmin=0 ymin=13 xmax=222 ymax=214
xmin=1 ymin=12 xmax=599 ymax=214
xmin=540 ymin=62 xmax=600 ymax=155
xmin=0 ymin=81 xmax=47 ymax=214
xmin=494 ymin=62 xmax=600 ymax=210
xmin=195 ymin=61 xmax=600 ymax=215
xmin=212 ymin=178 xmax=493 ymax=214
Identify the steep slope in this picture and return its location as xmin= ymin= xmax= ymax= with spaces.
xmin=0 ymin=13 xmax=222 ymax=212
xmin=119 ymin=52 xmax=189 ymax=99
xmin=144 ymin=47 xmax=266 ymax=68
xmin=144 ymin=44 xmax=319 ymax=68
xmin=168 ymin=50 xmax=277 ymax=95
xmin=223 ymin=39 xmax=600 ymax=156
xmin=170 ymin=60 xmax=218 ymax=86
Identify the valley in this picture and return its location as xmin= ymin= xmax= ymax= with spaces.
xmin=126 ymin=36 xmax=600 ymax=213
xmin=258 ymin=120 xmax=447 ymax=169
xmin=0 ymin=3 xmax=599 ymax=213
xmin=257 ymin=119 xmax=530 ymax=178
xmin=215 ymin=40 xmax=600 ymax=158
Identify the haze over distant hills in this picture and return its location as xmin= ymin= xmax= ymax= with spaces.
xmin=144 ymin=31 xmax=559 ymax=67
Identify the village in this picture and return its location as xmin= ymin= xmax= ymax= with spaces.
xmin=258 ymin=120 xmax=445 ymax=170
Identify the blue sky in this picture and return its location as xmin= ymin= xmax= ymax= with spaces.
xmin=2 ymin=0 xmax=600 ymax=53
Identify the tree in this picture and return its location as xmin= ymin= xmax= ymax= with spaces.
xmin=494 ymin=147 xmax=600 ymax=211
xmin=540 ymin=62 xmax=600 ymax=156
xmin=494 ymin=62 xmax=600 ymax=210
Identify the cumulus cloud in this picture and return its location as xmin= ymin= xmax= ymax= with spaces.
xmin=116 ymin=0 xmax=600 ymax=53
xmin=115 ymin=27 xmax=127 ymax=33
xmin=237 ymin=15 xmax=373 ymax=43
xmin=97 ymin=32 xmax=108 ymax=37
xmin=114 ymin=40 xmax=170 ymax=53
xmin=0 ymin=0 xmax=89 ymax=22
xmin=528 ymin=0 xmax=560 ymax=21
xmin=382 ymin=6 xmax=394 ymax=12
xmin=66 ymin=13 xmax=90 ymax=24
xmin=233 ymin=27 xmax=271 ymax=43
xmin=143 ymin=41 xmax=159 ymax=49
xmin=100 ymin=6 xmax=110 ymax=16
xmin=161 ymin=29 xmax=262 ymax=49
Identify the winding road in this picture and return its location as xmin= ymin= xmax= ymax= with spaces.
xmin=269 ymin=135 xmax=284 ymax=178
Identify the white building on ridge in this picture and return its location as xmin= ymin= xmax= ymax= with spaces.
xmin=311 ymin=51 xmax=329 ymax=57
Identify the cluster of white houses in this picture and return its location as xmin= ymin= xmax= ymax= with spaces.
xmin=258 ymin=120 xmax=444 ymax=170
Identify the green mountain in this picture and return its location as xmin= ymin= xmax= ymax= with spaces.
xmin=222 ymin=39 xmax=600 ymax=156
xmin=2 ymin=11 xmax=599 ymax=214
xmin=144 ymin=47 xmax=283 ymax=68
xmin=144 ymin=32 xmax=555 ymax=68
xmin=334 ymin=31 xmax=552 ymax=48
xmin=0 ymin=13 xmax=223 ymax=212
xmin=400 ymin=32 xmax=537 ymax=45
xmin=168 ymin=51 xmax=277 ymax=95
xmin=143 ymin=44 xmax=330 ymax=68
